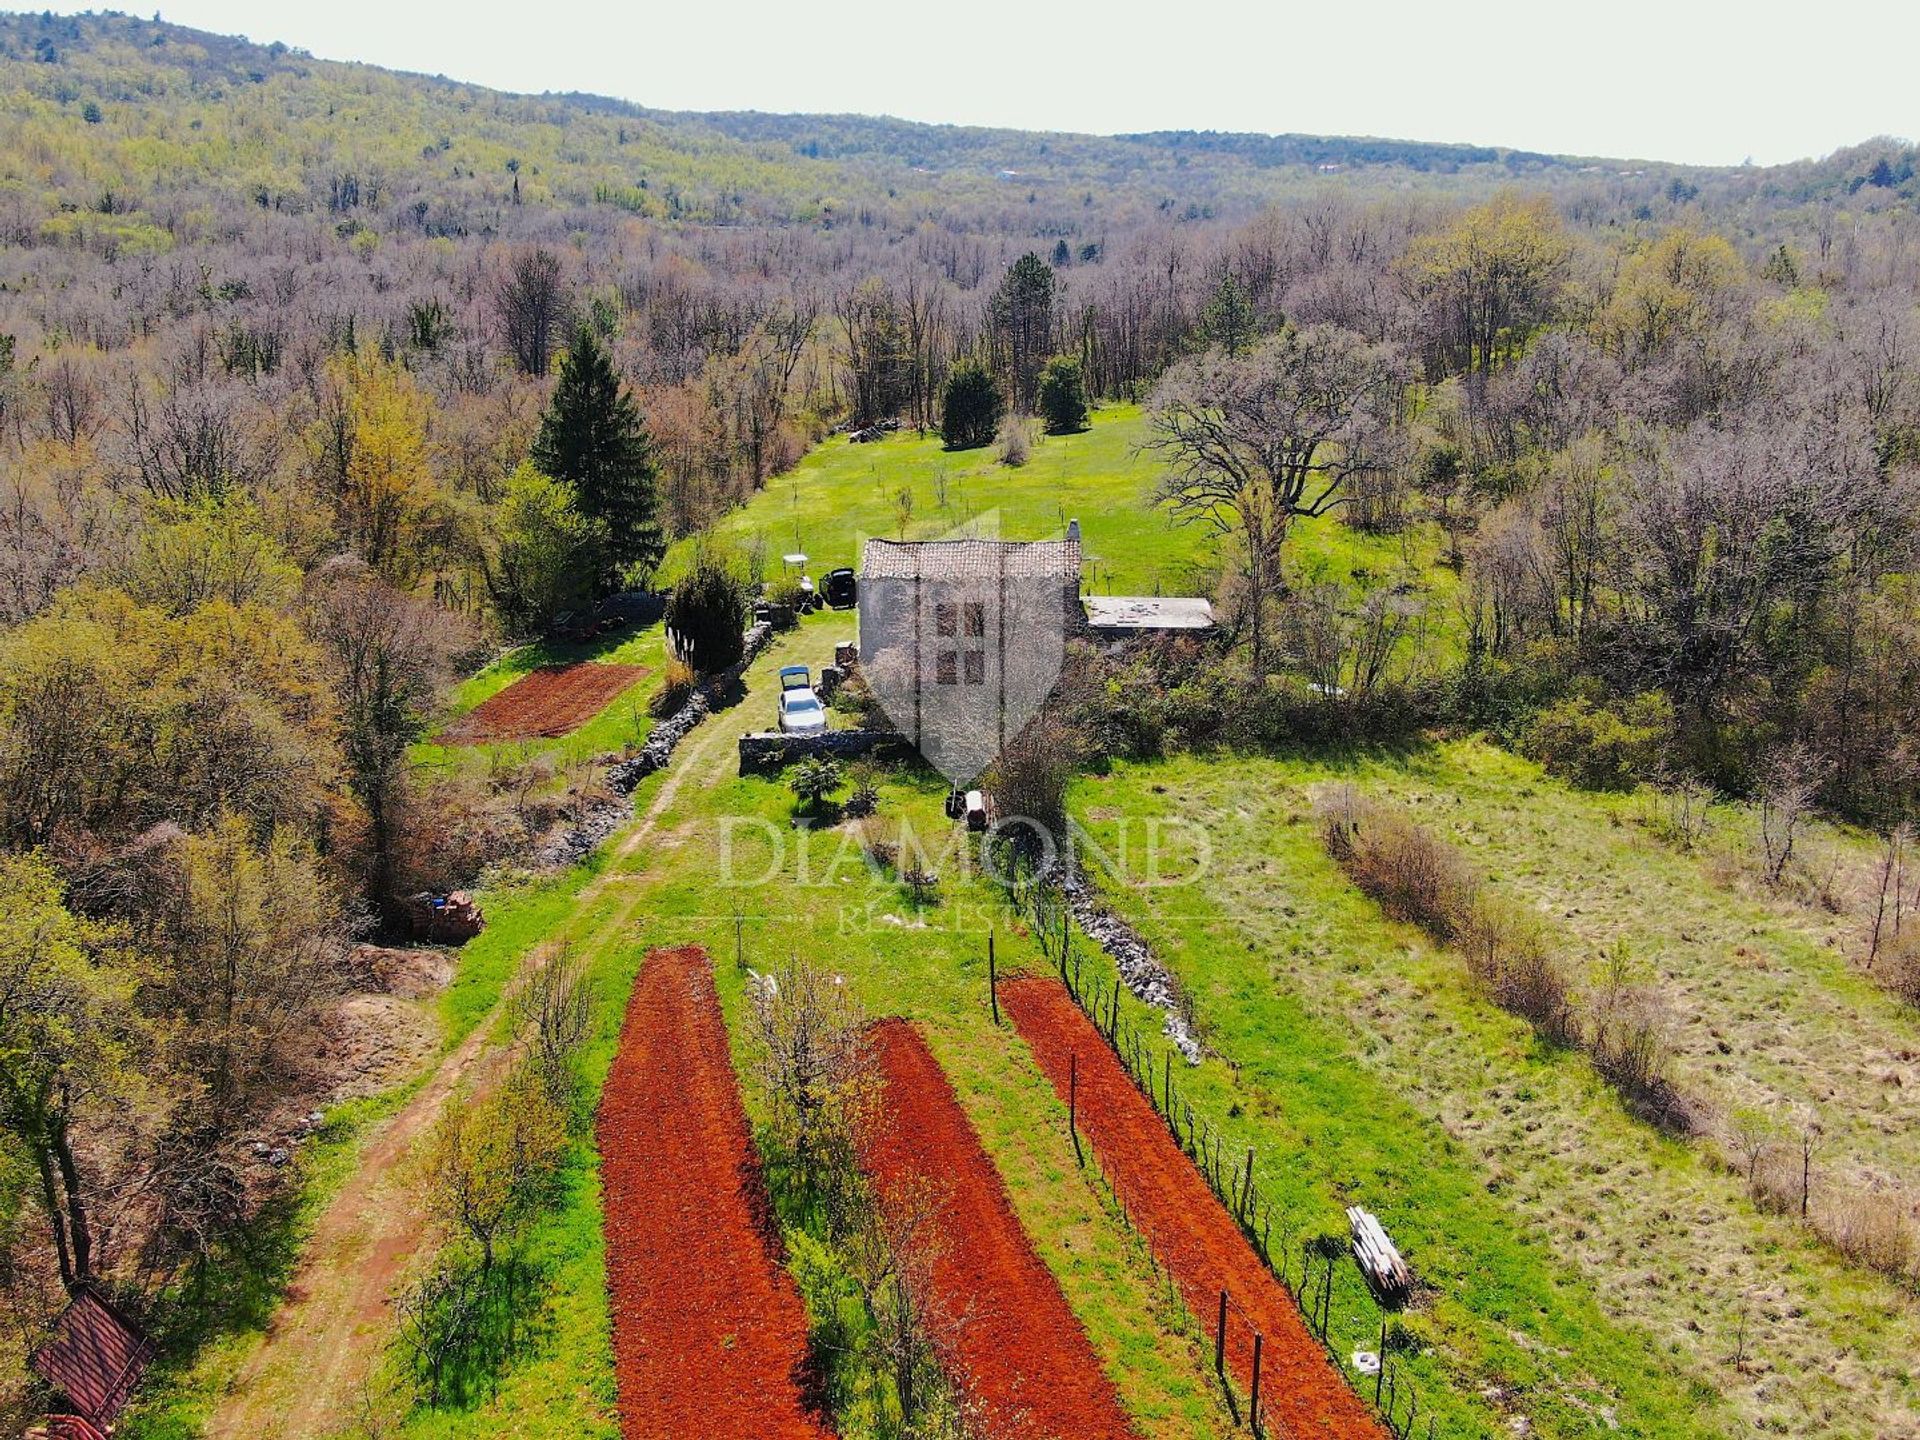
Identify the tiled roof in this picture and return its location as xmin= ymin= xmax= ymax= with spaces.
xmin=30 ymin=1289 xmax=151 ymax=1427
xmin=860 ymin=538 xmax=1081 ymax=581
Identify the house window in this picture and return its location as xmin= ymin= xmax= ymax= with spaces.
xmin=964 ymin=650 xmax=986 ymax=685
xmin=964 ymin=601 xmax=987 ymax=638
xmin=936 ymin=650 xmax=958 ymax=686
xmin=935 ymin=601 xmax=957 ymax=637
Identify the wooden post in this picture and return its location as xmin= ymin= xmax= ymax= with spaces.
xmin=1376 ymin=1312 xmax=1387 ymax=1406
xmin=1163 ymin=1050 xmax=1173 ymax=1117
xmin=1250 ymin=1331 xmax=1264 ymax=1434
xmin=1069 ymin=1052 xmax=1083 ymax=1166
xmin=1242 ymin=1148 xmax=1256 ymax=1222
xmin=988 ymin=929 xmax=999 ymax=1026
xmin=1214 ymin=1290 xmax=1228 ymax=1375
xmin=1061 ymin=905 xmax=1069 ymax=972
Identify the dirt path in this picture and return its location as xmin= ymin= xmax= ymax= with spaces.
xmin=863 ymin=1019 xmax=1139 ymax=1440
xmin=206 ymin=703 xmax=744 ymax=1438
xmin=600 ymin=946 xmax=835 ymax=1440
xmin=1001 ymin=978 xmax=1385 ymax=1440
xmin=205 ymin=1001 xmax=499 ymax=1440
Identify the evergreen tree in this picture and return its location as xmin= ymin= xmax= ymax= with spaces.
xmin=532 ymin=327 xmax=662 ymax=588
xmin=941 ymin=358 xmax=1004 ymax=450
xmin=987 ymin=252 xmax=1056 ymax=411
xmin=1199 ymin=273 xmax=1258 ymax=356
xmin=665 ymin=546 xmax=751 ymax=675
xmin=1036 ymin=355 xmax=1090 ymax=434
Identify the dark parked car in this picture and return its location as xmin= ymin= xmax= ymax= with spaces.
xmin=822 ymin=567 xmax=858 ymax=609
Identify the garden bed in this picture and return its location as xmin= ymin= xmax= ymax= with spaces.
xmin=1001 ymin=977 xmax=1385 ymax=1440
xmin=861 ymin=1018 xmax=1138 ymax=1440
xmin=440 ymin=661 xmax=649 ymax=743
xmin=597 ymin=945 xmax=836 ymax=1440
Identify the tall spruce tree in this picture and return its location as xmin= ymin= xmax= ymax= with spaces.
xmin=987 ymin=252 xmax=1056 ymax=412
xmin=533 ymin=327 xmax=663 ymax=588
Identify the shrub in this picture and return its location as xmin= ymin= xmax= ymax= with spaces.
xmin=1816 ymin=1192 xmax=1917 ymax=1280
xmin=984 ymin=710 xmax=1083 ymax=842
xmin=1317 ymin=785 xmax=1477 ymax=940
xmin=940 ymin=357 xmax=1003 ymax=449
xmin=994 ymin=415 xmax=1036 ymax=467
xmin=788 ymin=755 xmax=844 ymax=814
xmin=1459 ymin=895 xmax=1577 ymax=1044
xmin=1036 ymin=354 xmax=1089 ymax=434
xmin=649 ymin=657 xmax=695 ymax=718
xmin=1588 ymin=948 xmax=1692 ymax=1133
xmin=842 ymin=763 xmax=880 ymax=819
xmin=764 ymin=577 xmax=809 ymax=623
xmin=665 ymin=546 xmax=750 ymax=674
xmin=1881 ymin=927 xmax=1920 ymax=1007
xmin=1522 ymin=692 xmax=1671 ymax=791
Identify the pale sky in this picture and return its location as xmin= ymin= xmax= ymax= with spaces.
xmin=68 ymin=0 xmax=1920 ymax=166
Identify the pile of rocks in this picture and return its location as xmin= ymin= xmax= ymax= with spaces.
xmin=1058 ymin=869 xmax=1203 ymax=1065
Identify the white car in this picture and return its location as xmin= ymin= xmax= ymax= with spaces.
xmin=777 ymin=666 xmax=828 ymax=735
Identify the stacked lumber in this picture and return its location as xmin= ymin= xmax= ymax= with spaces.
xmin=1346 ymin=1206 xmax=1413 ymax=1305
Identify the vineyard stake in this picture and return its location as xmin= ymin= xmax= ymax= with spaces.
xmin=1163 ymin=1050 xmax=1173 ymax=1116
xmin=1242 ymin=1148 xmax=1256 ymax=1222
xmin=1376 ymin=1312 xmax=1387 ymax=1406
xmin=988 ymin=929 xmax=999 ymax=1026
xmin=1214 ymin=1289 xmax=1228 ymax=1374
xmin=1069 ymin=1052 xmax=1083 ymax=1166
xmin=1250 ymin=1330 xmax=1264 ymax=1435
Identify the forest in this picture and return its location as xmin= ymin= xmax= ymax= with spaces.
xmin=1 ymin=7 xmax=1919 ymax=1438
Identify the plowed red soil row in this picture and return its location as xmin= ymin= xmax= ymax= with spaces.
xmin=598 ymin=945 xmax=836 ymax=1440
xmin=441 ymin=661 xmax=647 ymax=742
xmin=862 ymin=1020 xmax=1138 ymax=1440
xmin=1001 ymin=978 xmax=1386 ymax=1440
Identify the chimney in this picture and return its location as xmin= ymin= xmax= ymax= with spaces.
xmin=1065 ymin=517 xmax=1081 ymax=543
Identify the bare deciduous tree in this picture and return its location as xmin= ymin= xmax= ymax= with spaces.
xmin=494 ymin=248 xmax=572 ymax=378
xmin=1146 ymin=325 xmax=1405 ymax=670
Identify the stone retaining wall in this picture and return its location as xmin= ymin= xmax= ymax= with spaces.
xmin=738 ymin=728 xmax=910 ymax=774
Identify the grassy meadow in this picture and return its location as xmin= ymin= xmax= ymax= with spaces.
xmin=1068 ymin=742 xmax=1920 ymax=1438
xmin=665 ymin=407 xmax=1461 ymax=630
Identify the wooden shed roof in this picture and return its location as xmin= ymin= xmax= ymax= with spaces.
xmin=29 ymin=1288 xmax=151 ymax=1427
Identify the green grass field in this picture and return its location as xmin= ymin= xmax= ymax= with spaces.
xmin=1068 ymin=742 xmax=1920 ymax=1439
xmin=665 ymin=407 xmax=1459 ymax=624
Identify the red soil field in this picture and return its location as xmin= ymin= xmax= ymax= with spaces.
xmin=440 ymin=661 xmax=647 ymax=743
xmin=1000 ymin=978 xmax=1386 ymax=1440
xmin=597 ymin=945 xmax=836 ymax=1440
xmin=862 ymin=1019 xmax=1138 ymax=1440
